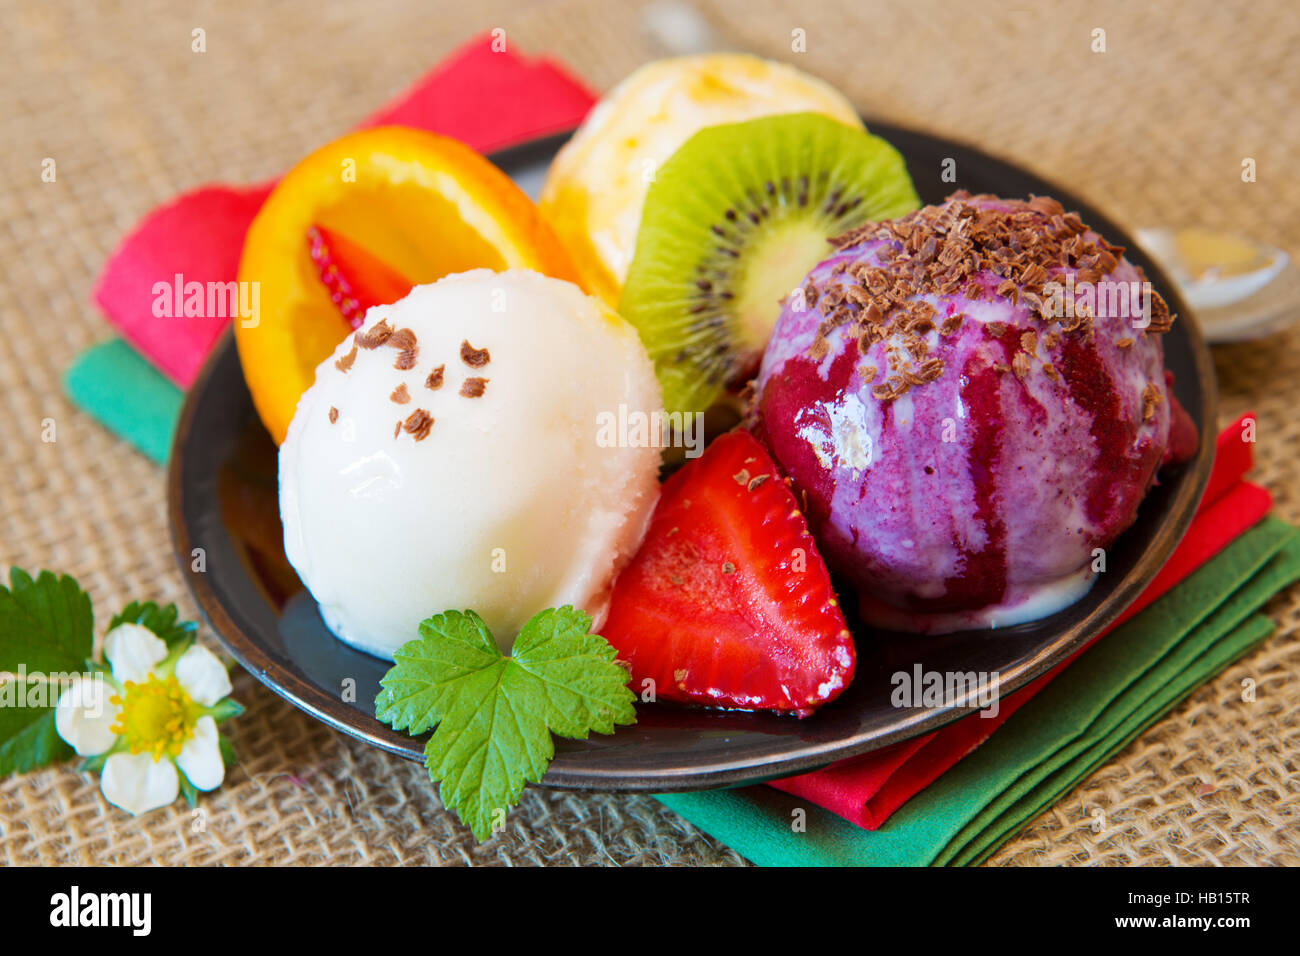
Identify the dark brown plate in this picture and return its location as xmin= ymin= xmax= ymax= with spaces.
xmin=168 ymin=122 xmax=1216 ymax=792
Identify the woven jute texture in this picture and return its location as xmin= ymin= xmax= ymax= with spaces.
xmin=2 ymin=0 xmax=1297 ymax=866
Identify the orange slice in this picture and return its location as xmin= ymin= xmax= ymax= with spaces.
xmin=235 ymin=126 xmax=578 ymax=444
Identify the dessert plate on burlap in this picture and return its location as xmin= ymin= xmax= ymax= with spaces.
xmin=169 ymin=122 xmax=1216 ymax=792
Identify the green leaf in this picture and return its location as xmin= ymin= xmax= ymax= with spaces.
xmin=206 ymin=698 xmax=244 ymax=723
xmin=179 ymin=772 xmax=199 ymax=808
xmin=109 ymin=600 xmax=197 ymax=648
xmin=375 ymin=607 xmax=636 ymax=841
xmin=80 ymin=750 xmax=110 ymax=775
xmin=218 ymin=732 xmax=238 ymax=769
xmin=0 ymin=568 xmax=94 ymax=674
xmin=0 ymin=678 xmax=74 ymax=777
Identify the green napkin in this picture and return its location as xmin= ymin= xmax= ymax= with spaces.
xmin=657 ymin=519 xmax=1300 ymax=866
xmin=63 ymin=337 xmax=182 ymax=465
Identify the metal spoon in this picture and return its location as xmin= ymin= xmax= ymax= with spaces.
xmin=1136 ymin=228 xmax=1297 ymax=343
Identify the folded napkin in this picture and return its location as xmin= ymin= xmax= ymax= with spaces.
xmin=65 ymin=34 xmax=598 ymax=462
xmin=658 ymin=477 xmax=1299 ymax=865
xmin=767 ymin=415 xmax=1263 ymax=831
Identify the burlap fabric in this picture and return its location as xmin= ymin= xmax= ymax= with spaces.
xmin=2 ymin=0 xmax=1296 ymax=866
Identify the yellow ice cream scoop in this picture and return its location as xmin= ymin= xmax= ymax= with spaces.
xmin=539 ymin=54 xmax=863 ymax=307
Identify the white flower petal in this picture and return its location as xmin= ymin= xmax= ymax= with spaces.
xmin=54 ymin=675 xmax=121 ymax=756
xmin=174 ymin=644 xmax=232 ymax=707
xmin=176 ymin=716 xmax=224 ymax=791
xmin=104 ymin=623 xmax=168 ymax=684
xmin=100 ymin=752 xmax=179 ymax=815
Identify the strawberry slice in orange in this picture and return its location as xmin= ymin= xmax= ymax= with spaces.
xmin=235 ymin=126 xmax=579 ymax=444
xmin=305 ymin=224 xmax=415 ymax=329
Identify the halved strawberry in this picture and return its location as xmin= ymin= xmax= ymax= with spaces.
xmin=602 ymin=429 xmax=855 ymax=716
xmin=306 ymin=224 xmax=415 ymax=329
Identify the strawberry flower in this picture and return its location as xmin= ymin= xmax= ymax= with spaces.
xmin=54 ymin=622 xmax=238 ymax=815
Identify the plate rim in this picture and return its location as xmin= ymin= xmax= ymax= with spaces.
xmin=167 ymin=121 xmax=1218 ymax=793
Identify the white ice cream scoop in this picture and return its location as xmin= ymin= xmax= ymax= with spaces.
xmin=279 ymin=269 xmax=664 ymax=658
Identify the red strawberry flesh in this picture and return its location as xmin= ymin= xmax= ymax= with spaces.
xmin=306 ymin=224 xmax=415 ymax=329
xmin=601 ymin=429 xmax=856 ymax=716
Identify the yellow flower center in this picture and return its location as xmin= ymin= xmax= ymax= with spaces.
xmin=109 ymin=674 xmax=202 ymax=761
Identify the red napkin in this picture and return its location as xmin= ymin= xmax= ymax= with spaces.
xmin=92 ymin=35 xmax=597 ymax=388
xmin=770 ymin=413 xmax=1266 ymax=830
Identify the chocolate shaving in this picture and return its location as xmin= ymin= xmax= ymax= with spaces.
xmin=459 ymin=377 xmax=488 ymax=398
xmin=1012 ymin=352 xmax=1031 ymax=380
xmin=328 ymin=406 xmax=338 ymax=424
xmin=425 ymin=364 xmax=445 ymax=390
xmin=1142 ymin=382 xmax=1163 ymax=421
xmin=816 ymin=190 xmax=1173 ymax=404
xmin=334 ymin=345 xmax=357 ymax=373
xmin=402 ymin=408 xmax=434 ymax=441
xmin=394 ymin=349 xmax=417 ymax=370
xmin=390 ymin=383 xmax=409 ymax=404
xmin=387 ymin=328 xmax=417 ymax=352
xmin=460 ymin=340 xmax=491 ymax=368
xmin=1148 ymin=295 xmax=1174 ymax=333
xmin=356 ymin=320 xmax=393 ymax=350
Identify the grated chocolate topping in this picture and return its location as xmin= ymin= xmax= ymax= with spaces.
xmin=460 ymin=340 xmax=490 ymax=368
xmin=334 ymin=344 xmax=357 ymax=373
xmin=1142 ymin=382 xmax=1163 ymax=421
xmin=403 ymin=408 xmax=434 ymax=441
xmin=387 ymin=328 xmax=417 ymax=351
xmin=805 ymin=191 xmax=1174 ymax=403
xmin=356 ymin=320 xmax=393 ymax=350
xmin=459 ymin=377 xmax=487 ymax=398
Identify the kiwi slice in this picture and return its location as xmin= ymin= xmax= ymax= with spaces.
xmin=619 ymin=112 xmax=920 ymax=415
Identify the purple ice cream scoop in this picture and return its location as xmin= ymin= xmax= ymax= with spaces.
xmin=751 ymin=192 xmax=1198 ymax=633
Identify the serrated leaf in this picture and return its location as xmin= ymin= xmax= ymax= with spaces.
xmin=375 ymin=610 xmax=503 ymax=735
xmin=109 ymin=600 xmax=197 ymax=648
xmin=375 ymin=607 xmax=636 ymax=841
xmin=0 ymin=568 xmax=94 ymax=674
xmin=0 ymin=678 xmax=74 ymax=777
xmin=511 ymin=606 xmax=637 ymax=739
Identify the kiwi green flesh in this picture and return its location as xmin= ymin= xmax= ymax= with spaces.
xmin=619 ymin=112 xmax=921 ymax=416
